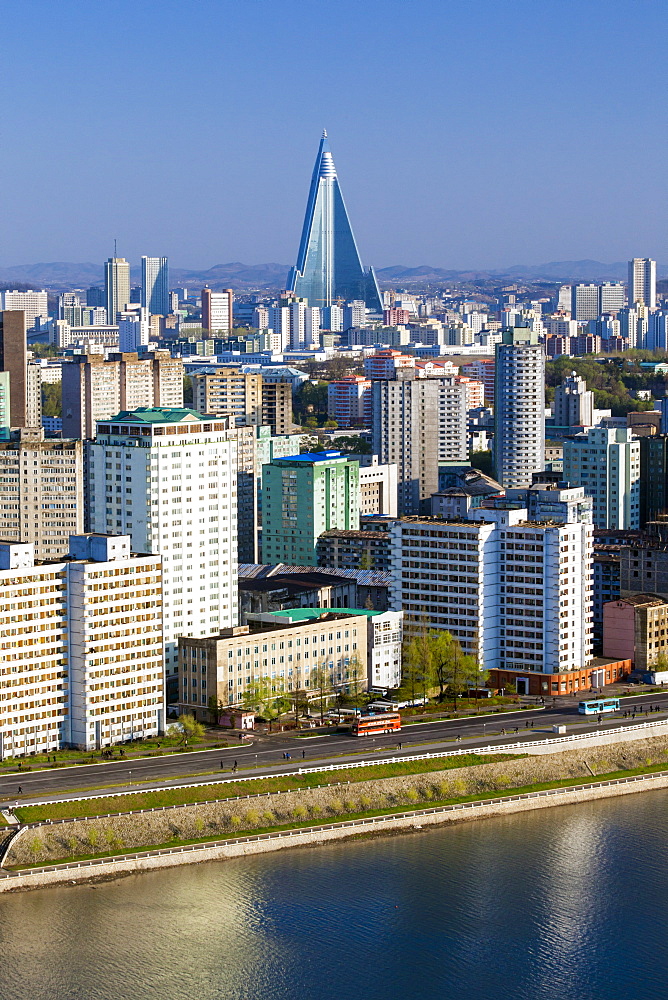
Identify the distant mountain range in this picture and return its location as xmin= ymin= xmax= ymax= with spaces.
xmin=1 ymin=259 xmax=667 ymax=291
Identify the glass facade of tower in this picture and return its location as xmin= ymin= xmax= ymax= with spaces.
xmin=288 ymin=132 xmax=382 ymax=313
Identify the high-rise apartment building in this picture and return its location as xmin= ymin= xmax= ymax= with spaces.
xmin=628 ymin=258 xmax=656 ymax=309
xmin=192 ymin=369 xmax=292 ymax=436
xmin=372 ymin=372 xmax=468 ymax=515
xmin=388 ymin=488 xmax=594 ymax=695
xmin=493 ymin=327 xmax=545 ymax=489
xmin=553 ymin=372 xmax=594 ymax=428
xmin=570 ymin=284 xmax=600 ymax=322
xmin=104 ymin=257 xmax=131 ymax=323
xmin=87 ymin=408 xmax=239 ymax=695
xmin=62 ymin=351 xmax=184 ymax=439
xmin=599 ymin=282 xmax=626 ymax=314
xmin=0 ymin=428 xmax=84 ymax=559
xmin=118 ymin=308 xmax=150 ymax=352
xmin=0 ymin=535 xmax=163 ymax=757
xmin=262 ymin=451 xmax=360 ymax=566
xmin=327 ymin=377 xmax=372 ymax=428
xmin=0 ymin=310 xmax=28 ymax=427
xmin=461 ymin=358 xmax=495 ymax=404
xmin=639 ymin=435 xmax=668 ymax=527
xmin=288 ymin=130 xmax=382 ymax=312
xmin=1 ymin=290 xmax=48 ymax=330
xmin=141 ymin=256 xmax=169 ymax=316
xmin=26 ymin=359 xmax=41 ymax=428
xmin=201 ymin=287 xmax=233 ymax=334
xmin=563 ymin=427 xmax=640 ymax=529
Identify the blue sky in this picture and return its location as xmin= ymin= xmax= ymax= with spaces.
xmin=1 ymin=0 xmax=667 ymax=270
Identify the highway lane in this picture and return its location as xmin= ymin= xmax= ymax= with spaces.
xmin=3 ymin=692 xmax=668 ymax=804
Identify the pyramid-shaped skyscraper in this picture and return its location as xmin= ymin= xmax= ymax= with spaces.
xmin=287 ymin=131 xmax=382 ymax=313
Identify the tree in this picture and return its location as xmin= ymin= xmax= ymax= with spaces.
xmin=207 ymin=695 xmax=226 ymax=726
xmin=41 ymin=382 xmax=62 ymax=417
xmin=402 ymin=625 xmax=435 ymax=702
xmin=309 ymin=659 xmax=333 ymax=722
xmin=429 ymin=631 xmax=479 ymax=712
xmin=183 ymin=375 xmax=193 ymax=408
xmin=346 ymin=651 xmax=366 ymax=705
xmin=167 ymin=713 xmax=206 ymax=745
xmin=241 ymin=676 xmax=290 ymax=730
xmin=334 ymin=435 xmax=372 ymax=455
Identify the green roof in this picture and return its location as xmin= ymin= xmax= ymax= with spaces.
xmin=107 ymin=408 xmax=208 ymax=424
xmin=264 ymin=607 xmax=380 ymax=621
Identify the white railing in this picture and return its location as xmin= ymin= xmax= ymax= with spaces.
xmin=3 ymin=769 xmax=667 ymax=881
xmin=9 ymin=718 xmax=668 ymax=812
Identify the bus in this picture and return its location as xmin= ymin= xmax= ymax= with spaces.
xmin=351 ymin=712 xmax=401 ymax=736
xmin=578 ymin=698 xmax=620 ymax=715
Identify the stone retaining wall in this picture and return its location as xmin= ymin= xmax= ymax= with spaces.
xmin=2 ymin=770 xmax=668 ymax=893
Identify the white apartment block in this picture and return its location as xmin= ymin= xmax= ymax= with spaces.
xmin=358 ymin=458 xmax=398 ymax=518
xmin=0 ymin=535 xmax=163 ymax=758
xmin=562 ymin=426 xmax=640 ymax=529
xmin=388 ymin=497 xmax=593 ymax=688
xmin=1 ymin=290 xmax=48 ymax=329
xmin=0 ymin=428 xmax=84 ymax=559
xmin=86 ymin=408 xmax=239 ymax=689
xmin=628 ymin=257 xmax=656 ymax=309
xmin=493 ymin=328 xmax=545 ymax=488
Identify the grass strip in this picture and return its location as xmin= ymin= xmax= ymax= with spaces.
xmin=9 ymin=763 xmax=668 ymax=871
xmin=15 ymin=754 xmax=513 ymax=823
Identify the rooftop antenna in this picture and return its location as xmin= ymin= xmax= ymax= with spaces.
xmin=114 ymin=238 xmax=117 ymax=257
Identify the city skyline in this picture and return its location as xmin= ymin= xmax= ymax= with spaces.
xmin=1 ymin=1 xmax=667 ymax=270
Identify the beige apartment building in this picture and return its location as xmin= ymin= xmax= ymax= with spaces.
xmin=178 ymin=609 xmax=370 ymax=717
xmin=0 ymin=428 xmax=84 ymax=559
xmin=62 ymin=351 xmax=184 ymax=439
xmin=193 ymin=369 xmax=292 ymax=435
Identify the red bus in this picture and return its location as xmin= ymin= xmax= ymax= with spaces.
xmin=351 ymin=712 xmax=401 ymax=736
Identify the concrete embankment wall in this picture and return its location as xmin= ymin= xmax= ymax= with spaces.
xmin=2 ymin=769 xmax=668 ymax=893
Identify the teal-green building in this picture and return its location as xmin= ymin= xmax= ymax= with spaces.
xmin=262 ymin=450 xmax=360 ymax=565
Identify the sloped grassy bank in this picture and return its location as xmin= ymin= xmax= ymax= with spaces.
xmin=7 ymin=735 xmax=668 ymax=869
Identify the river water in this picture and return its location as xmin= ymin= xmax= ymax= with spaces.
xmin=1 ymin=791 xmax=667 ymax=1000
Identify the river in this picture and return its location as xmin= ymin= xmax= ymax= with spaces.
xmin=1 ymin=790 xmax=667 ymax=1000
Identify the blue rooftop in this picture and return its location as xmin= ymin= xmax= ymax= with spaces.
xmin=272 ymin=450 xmax=347 ymax=463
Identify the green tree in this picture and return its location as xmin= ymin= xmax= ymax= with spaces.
xmin=207 ymin=695 xmax=227 ymax=726
xmin=167 ymin=713 xmax=206 ymax=745
xmin=429 ymin=631 xmax=479 ymax=711
xmin=41 ymin=382 xmax=62 ymax=417
xmin=346 ymin=652 xmax=366 ymax=705
xmin=241 ymin=676 xmax=290 ymax=730
xmin=334 ymin=435 xmax=373 ymax=455
xmin=309 ymin=659 xmax=333 ymax=722
xmin=402 ymin=625 xmax=435 ymax=702
xmin=183 ymin=375 xmax=193 ymax=408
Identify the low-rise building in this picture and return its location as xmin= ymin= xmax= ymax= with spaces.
xmin=603 ymin=593 xmax=668 ymax=672
xmin=179 ymin=608 xmax=380 ymax=716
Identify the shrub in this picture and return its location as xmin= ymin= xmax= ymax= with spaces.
xmin=358 ymin=795 xmax=371 ymax=809
xmin=244 ymin=810 xmax=260 ymax=826
xmin=230 ymin=815 xmax=242 ymax=828
xmin=329 ymin=798 xmax=343 ymax=815
xmin=87 ymin=828 xmax=99 ymax=848
xmin=405 ymin=788 xmax=419 ymax=803
xmin=292 ymin=805 xmax=308 ymax=820
xmin=194 ymin=816 xmax=205 ymax=833
xmin=29 ymin=836 xmax=43 ymax=856
xmin=262 ymin=810 xmax=275 ymax=824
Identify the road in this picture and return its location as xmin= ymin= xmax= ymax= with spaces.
xmin=3 ymin=691 xmax=668 ymax=806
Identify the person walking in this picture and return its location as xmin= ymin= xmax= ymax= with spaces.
xmin=17 ymin=786 xmax=22 ymax=794
xmin=233 ymin=761 xmax=238 ymax=772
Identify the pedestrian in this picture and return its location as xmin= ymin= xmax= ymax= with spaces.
xmin=456 ymin=735 xmax=462 ymax=743
xmin=233 ymin=761 xmax=238 ymax=772
xmin=302 ymin=750 xmax=305 ymax=759
xmin=17 ymin=786 xmax=22 ymax=794
xmin=220 ymin=760 xmax=224 ymax=769
xmin=398 ymin=742 xmax=402 ymax=750
xmin=525 ymin=720 xmax=529 ymax=728
xmin=514 ymin=727 xmax=519 ymax=734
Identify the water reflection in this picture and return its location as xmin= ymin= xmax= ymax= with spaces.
xmin=0 ymin=792 xmax=667 ymax=1000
